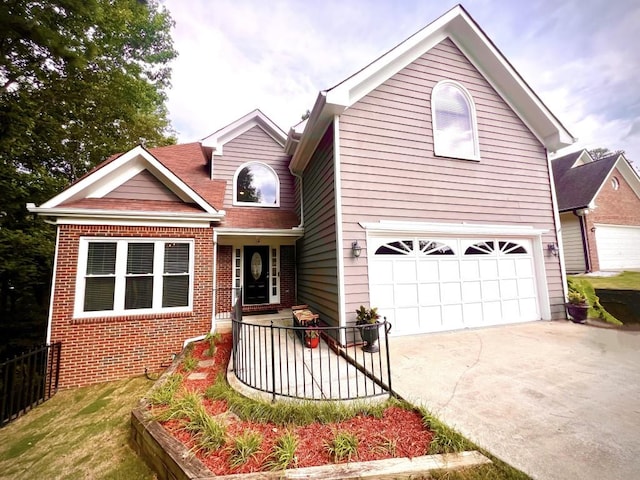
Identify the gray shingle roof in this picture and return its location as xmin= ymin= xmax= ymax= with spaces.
xmin=552 ymin=150 xmax=617 ymax=211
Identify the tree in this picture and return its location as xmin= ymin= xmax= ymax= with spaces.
xmin=0 ymin=0 xmax=178 ymax=359
xmin=588 ymin=147 xmax=626 ymax=161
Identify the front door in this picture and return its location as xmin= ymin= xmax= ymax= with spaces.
xmin=244 ymin=246 xmax=269 ymax=304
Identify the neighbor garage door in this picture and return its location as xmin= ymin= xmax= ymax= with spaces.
xmin=369 ymin=237 xmax=540 ymax=335
xmin=595 ymin=224 xmax=640 ymax=270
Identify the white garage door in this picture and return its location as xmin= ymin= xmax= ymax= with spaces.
xmin=595 ymin=224 xmax=640 ymax=270
xmin=369 ymin=237 xmax=541 ymax=335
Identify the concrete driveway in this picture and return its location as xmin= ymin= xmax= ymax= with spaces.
xmin=389 ymin=321 xmax=640 ymax=480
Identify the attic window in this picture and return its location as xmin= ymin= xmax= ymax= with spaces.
xmin=611 ymin=177 xmax=620 ymax=190
xmin=431 ymin=81 xmax=479 ymax=161
xmin=234 ymin=162 xmax=279 ymax=207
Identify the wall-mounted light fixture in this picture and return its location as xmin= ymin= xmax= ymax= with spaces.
xmin=547 ymin=243 xmax=559 ymax=257
xmin=351 ymin=241 xmax=362 ymax=258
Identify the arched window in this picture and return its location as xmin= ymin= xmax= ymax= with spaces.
xmin=233 ymin=162 xmax=279 ymax=207
xmin=431 ymin=81 xmax=479 ymax=160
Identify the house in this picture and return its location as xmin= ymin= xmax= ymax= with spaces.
xmin=552 ymin=149 xmax=640 ymax=273
xmin=29 ymin=5 xmax=574 ymax=388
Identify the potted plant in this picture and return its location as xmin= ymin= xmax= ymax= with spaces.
xmin=304 ymin=328 xmax=320 ymax=349
xmin=355 ymin=305 xmax=382 ymax=352
xmin=566 ymin=290 xmax=589 ymax=323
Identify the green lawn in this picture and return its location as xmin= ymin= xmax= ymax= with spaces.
xmin=0 ymin=377 xmax=155 ymax=480
xmin=570 ymin=271 xmax=640 ymax=290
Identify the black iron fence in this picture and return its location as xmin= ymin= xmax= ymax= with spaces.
xmin=231 ymin=314 xmax=393 ymax=402
xmin=0 ymin=342 xmax=62 ymax=427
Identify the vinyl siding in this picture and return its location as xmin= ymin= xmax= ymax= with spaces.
xmin=338 ymin=38 xmax=565 ymax=318
xmin=296 ymin=126 xmax=339 ymax=326
xmin=105 ymin=170 xmax=182 ymax=202
xmin=212 ymin=125 xmax=295 ymax=211
xmin=560 ymin=212 xmax=586 ymax=273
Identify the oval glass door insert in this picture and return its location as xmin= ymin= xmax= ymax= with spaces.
xmin=251 ymin=252 xmax=262 ymax=280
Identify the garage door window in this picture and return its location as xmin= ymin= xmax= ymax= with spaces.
xmin=375 ymin=240 xmax=454 ymax=255
xmin=465 ymin=241 xmax=527 ymax=255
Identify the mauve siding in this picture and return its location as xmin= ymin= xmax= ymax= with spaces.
xmin=560 ymin=212 xmax=586 ymax=273
xmin=338 ymin=38 xmax=565 ymax=318
xmin=105 ymin=169 xmax=181 ymax=202
xmin=296 ymin=126 xmax=340 ymax=326
xmin=212 ymin=125 xmax=295 ymax=210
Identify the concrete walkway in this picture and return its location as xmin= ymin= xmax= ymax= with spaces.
xmin=389 ymin=321 xmax=640 ymax=480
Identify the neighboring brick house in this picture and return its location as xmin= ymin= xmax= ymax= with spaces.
xmin=552 ymin=149 xmax=640 ymax=273
xmin=30 ymin=5 xmax=576 ymax=387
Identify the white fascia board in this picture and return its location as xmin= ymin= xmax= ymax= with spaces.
xmin=202 ymin=109 xmax=286 ymax=155
xmin=40 ymin=146 xmax=145 ymax=208
xmin=447 ymin=15 xmax=574 ymax=152
xmin=27 ymin=203 xmax=224 ymax=225
xmin=616 ymin=156 xmax=640 ymax=200
xmin=323 ymin=5 xmax=573 ymax=153
xmin=570 ymin=150 xmax=593 ymax=168
xmin=214 ymin=227 xmax=304 ymax=237
xmin=38 ymin=146 xmax=219 ymax=215
xmin=359 ymin=220 xmax=548 ymax=237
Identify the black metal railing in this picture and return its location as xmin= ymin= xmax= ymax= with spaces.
xmin=231 ymin=314 xmax=393 ymax=402
xmin=0 ymin=342 xmax=62 ymax=427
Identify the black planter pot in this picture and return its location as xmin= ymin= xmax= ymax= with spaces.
xmin=566 ymin=303 xmax=589 ymax=323
xmin=357 ymin=323 xmax=380 ymax=352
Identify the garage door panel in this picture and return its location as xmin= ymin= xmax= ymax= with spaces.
xmin=392 ymin=307 xmax=420 ymax=335
xmin=595 ymin=225 xmax=640 ymax=270
xmin=462 ymin=281 xmax=482 ymax=302
xmin=500 ymin=279 xmax=518 ymax=299
xmin=482 ymin=280 xmax=500 ymax=300
xmin=515 ymin=258 xmax=533 ymax=276
xmin=370 ymin=235 xmax=541 ymax=334
xmin=460 ymin=260 xmax=480 ymax=279
xmin=483 ymin=301 xmax=501 ymax=320
xmin=394 ymin=260 xmax=417 ymax=282
xmin=442 ymin=283 xmax=461 ymax=303
xmin=419 ymin=283 xmax=440 ymax=305
xmin=479 ymin=260 xmax=498 ymax=278
xmin=439 ymin=261 xmax=460 ymax=281
xmin=498 ymin=259 xmax=517 ymax=277
xmin=395 ymin=284 xmax=418 ymax=306
xmin=370 ymin=260 xmax=393 ymax=279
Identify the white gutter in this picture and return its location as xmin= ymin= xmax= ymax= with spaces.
xmin=213 ymin=227 xmax=304 ymax=237
xmin=26 ymin=203 xmax=225 ymax=223
xmin=333 ymin=116 xmax=347 ymax=333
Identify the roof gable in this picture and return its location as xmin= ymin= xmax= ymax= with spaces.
xmin=201 ymin=109 xmax=286 ymax=156
xmin=34 ymin=144 xmax=224 ymax=220
xmin=290 ymin=4 xmax=574 ymax=173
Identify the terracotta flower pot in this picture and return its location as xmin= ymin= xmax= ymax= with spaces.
xmin=304 ymin=333 xmax=320 ymax=349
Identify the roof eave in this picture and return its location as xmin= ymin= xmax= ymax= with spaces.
xmin=27 ymin=203 xmax=226 ymax=223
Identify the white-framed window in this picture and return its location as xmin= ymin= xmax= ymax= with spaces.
xmin=75 ymin=238 xmax=194 ymax=317
xmin=233 ymin=162 xmax=280 ymax=207
xmin=611 ymin=176 xmax=620 ymax=190
xmin=431 ymin=80 xmax=480 ymax=161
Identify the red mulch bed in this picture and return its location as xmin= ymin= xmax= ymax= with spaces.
xmin=150 ymin=333 xmax=434 ymax=475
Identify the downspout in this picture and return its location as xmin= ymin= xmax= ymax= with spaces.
xmin=290 ymin=171 xmax=304 ymax=304
xmin=546 ymin=148 xmax=569 ymax=310
xmin=45 ymin=223 xmax=60 ymax=345
xmin=333 ymin=116 xmax=347 ymax=333
xmin=211 ymin=229 xmax=218 ymax=332
xmin=577 ymin=212 xmax=592 ymax=272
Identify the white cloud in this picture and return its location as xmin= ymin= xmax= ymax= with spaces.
xmin=162 ymin=0 xmax=640 ymax=161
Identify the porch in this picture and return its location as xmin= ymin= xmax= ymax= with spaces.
xmin=229 ymin=309 xmax=393 ymax=402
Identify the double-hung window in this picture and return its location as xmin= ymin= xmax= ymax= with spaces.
xmin=77 ymin=238 xmax=194 ymax=317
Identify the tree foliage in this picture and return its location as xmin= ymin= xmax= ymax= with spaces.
xmin=0 ymin=0 xmax=178 ymax=358
xmin=588 ymin=147 xmax=625 ymax=161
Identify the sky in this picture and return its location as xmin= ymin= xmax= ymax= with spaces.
xmin=162 ymin=0 xmax=640 ymax=160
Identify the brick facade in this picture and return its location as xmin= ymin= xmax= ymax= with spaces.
xmin=51 ymin=224 xmax=213 ymax=388
xmin=583 ymin=167 xmax=640 ymax=271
